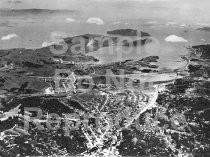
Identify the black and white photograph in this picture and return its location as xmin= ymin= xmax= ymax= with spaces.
xmin=0 ymin=0 xmax=210 ymax=156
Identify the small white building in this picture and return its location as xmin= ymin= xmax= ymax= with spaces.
xmin=44 ymin=87 xmax=55 ymax=95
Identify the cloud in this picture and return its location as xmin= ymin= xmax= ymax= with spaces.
xmin=66 ymin=18 xmax=76 ymax=22
xmin=165 ymin=35 xmax=188 ymax=42
xmin=1 ymin=34 xmax=18 ymax=40
xmin=50 ymin=31 xmax=67 ymax=41
xmin=87 ymin=17 xmax=104 ymax=25
xmin=42 ymin=31 xmax=67 ymax=47
xmin=180 ymin=24 xmax=187 ymax=27
xmin=42 ymin=41 xmax=55 ymax=47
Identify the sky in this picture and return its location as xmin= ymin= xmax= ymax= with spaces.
xmin=1 ymin=0 xmax=210 ymax=50
xmin=0 ymin=0 xmax=205 ymax=10
xmin=0 ymin=0 xmax=210 ymax=23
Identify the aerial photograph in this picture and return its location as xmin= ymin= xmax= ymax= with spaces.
xmin=0 ymin=0 xmax=210 ymax=156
